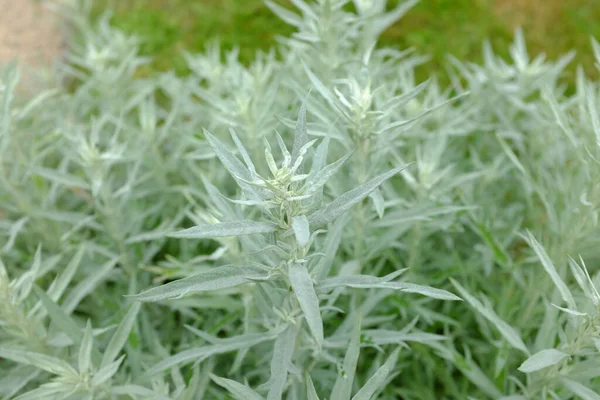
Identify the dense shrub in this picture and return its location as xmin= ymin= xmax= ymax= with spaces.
xmin=1 ymin=1 xmax=599 ymax=399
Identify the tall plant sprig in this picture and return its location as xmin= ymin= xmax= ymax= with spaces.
xmin=130 ymin=105 xmax=461 ymax=397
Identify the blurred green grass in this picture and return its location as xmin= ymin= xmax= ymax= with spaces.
xmin=92 ymin=0 xmax=600 ymax=83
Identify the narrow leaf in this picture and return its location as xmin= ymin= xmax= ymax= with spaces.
xmin=518 ymin=349 xmax=568 ymax=373
xmin=527 ymin=231 xmax=576 ymax=310
xmin=33 ymin=285 xmax=82 ymax=344
xmin=369 ymin=190 xmax=385 ymax=219
xmin=111 ymin=385 xmax=172 ymax=400
xmin=305 ymin=373 xmax=320 ymax=400
xmin=451 ymin=279 xmax=529 ymax=354
xmin=292 ymin=215 xmax=310 ymax=247
xmin=305 ymin=152 xmax=353 ymax=194
xmin=145 ymin=332 xmax=275 ymax=376
xmin=130 ymin=265 xmax=267 ymax=302
xmin=211 ymin=375 xmax=264 ymax=400
xmin=291 ymin=99 xmax=308 ymax=166
xmin=101 ymin=302 xmax=141 ymax=368
xmin=0 ymin=348 xmax=76 ymax=376
xmin=266 ymin=325 xmax=297 ymax=400
xmin=92 ymin=355 xmax=125 ymax=386
xmin=169 ymin=220 xmax=278 ymax=239
xmin=289 ymin=262 xmax=323 ymax=346
xmin=331 ymin=316 xmax=361 ymax=400
xmin=309 ymin=164 xmax=410 ymax=227
xmin=351 ymin=348 xmax=400 ymax=400
xmin=319 ymin=274 xmax=460 ymax=301
xmin=79 ymin=320 xmax=94 ymax=374
xmin=32 ymin=167 xmax=90 ymax=189
xmin=561 ymin=378 xmax=600 ymax=400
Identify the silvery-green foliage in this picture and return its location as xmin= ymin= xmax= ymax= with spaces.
xmin=2 ymin=0 xmax=600 ymax=398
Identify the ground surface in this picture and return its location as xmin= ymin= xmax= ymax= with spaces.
xmin=0 ymin=0 xmax=66 ymax=91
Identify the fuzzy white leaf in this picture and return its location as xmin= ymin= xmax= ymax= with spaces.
xmin=292 ymin=215 xmax=310 ymax=247
xmin=12 ymin=385 xmax=70 ymax=400
xmin=362 ymin=329 xmax=446 ymax=345
xmin=212 ymin=375 xmax=264 ymax=400
xmin=518 ymin=349 xmax=568 ymax=373
xmin=169 ymin=220 xmax=278 ymax=239
xmin=32 ymin=167 xmax=90 ymax=189
xmin=331 ymin=316 xmax=361 ymax=400
xmin=561 ymin=378 xmax=600 ymax=400
xmin=111 ymin=385 xmax=172 ymax=400
xmin=230 ymin=128 xmax=258 ymax=177
xmin=451 ymin=279 xmax=529 ymax=354
xmin=289 ymin=262 xmax=323 ymax=346
xmin=145 ymin=332 xmax=276 ymax=375
xmin=33 ymin=285 xmax=83 ymax=345
xmin=551 ymin=304 xmax=587 ymax=317
xmin=79 ymin=320 xmax=94 ymax=374
xmin=527 ymin=231 xmax=576 ymax=310
xmin=46 ymin=246 xmax=85 ymax=303
xmin=130 ymin=265 xmax=267 ymax=302
xmin=101 ymin=302 xmax=141 ymax=368
xmin=267 ymin=325 xmax=297 ymax=400
xmin=369 ymin=189 xmax=385 ymax=219
xmin=305 ymin=373 xmax=321 ymax=400
xmin=319 ymin=274 xmax=460 ymax=301
xmin=351 ymin=348 xmax=400 ymax=400
xmin=265 ymin=0 xmax=303 ymax=27
xmin=92 ymin=355 xmax=125 ymax=386
xmin=0 ymin=348 xmax=77 ymax=376
xmin=309 ymin=164 xmax=411 ymax=227
xmin=62 ymin=257 xmax=118 ymax=314
xmin=291 ymin=100 xmax=308 ymax=166
xmin=204 ymin=129 xmax=265 ymax=199
xmin=305 ymin=152 xmax=353 ymax=194
xmin=16 ymin=246 xmax=42 ymax=303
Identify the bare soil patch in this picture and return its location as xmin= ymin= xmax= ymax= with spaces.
xmin=0 ymin=0 xmax=67 ymax=91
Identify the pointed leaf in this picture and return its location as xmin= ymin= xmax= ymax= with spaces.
xmin=292 ymin=215 xmax=310 ymax=247
xmin=319 ymin=274 xmax=460 ymax=301
xmin=527 ymin=231 xmax=576 ymax=310
xmin=211 ymin=375 xmax=264 ymax=400
xmin=351 ymin=348 xmax=400 ymax=400
xmin=130 ymin=265 xmax=267 ymax=302
xmin=111 ymin=385 xmax=172 ymax=400
xmin=369 ymin=190 xmax=385 ymax=219
xmin=169 ymin=220 xmax=278 ymax=239
xmin=32 ymin=167 xmax=90 ymax=190
xmin=265 ymin=0 xmax=303 ymax=27
xmin=145 ymin=332 xmax=275 ymax=375
xmin=451 ymin=279 xmax=529 ymax=354
xmin=561 ymin=378 xmax=600 ymax=400
xmin=0 ymin=348 xmax=76 ymax=376
xmin=331 ymin=316 xmax=361 ymax=400
xmin=305 ymin=152 xmax=353 ymax=194
xmin=230 ymin=128 xmax=257 ymax=177
xmin=33 ymin=285 xmax=82 ymax=344
xmin=101 ymin=302 xmax=141 ymax=368
xmin=79 ymin=320 xmax=94 ymax=374
xmin=92 ymin=355 xmax=125 ymax=386
xmin=309 ymin=165 xmax=410 ymax=227
xmin=291 ymin=99 xmax=308 ymax=167
xmin=305 ymin=373 xmax=320 ymax=400
xmin=266 ymin=325 xmax=297 ymax=400
xmin=518 ymin=349 xmax=568 ymax=373
xmin=62 ymin=257 xmax=118 ymax=314
xmin=289 ymin=262 xmax=323 ymax=346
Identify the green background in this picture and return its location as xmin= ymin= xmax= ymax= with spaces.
xmin=93 ymin=0 xmax=600 ymax=83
